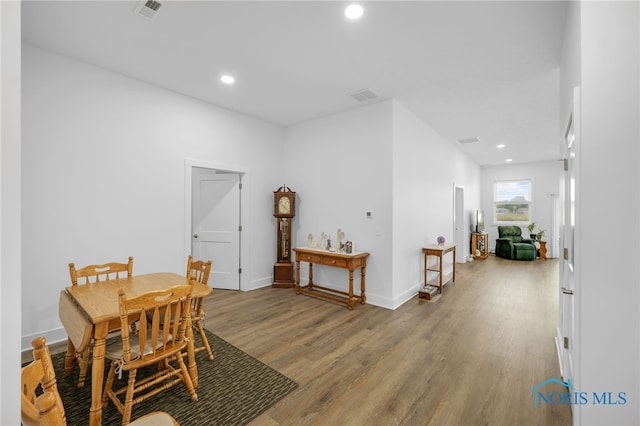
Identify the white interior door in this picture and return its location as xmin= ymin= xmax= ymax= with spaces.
xmin=558 ymin=88 xmax=579 ymax=400
xmin=192 ymin=169 xmax=241 ymax=290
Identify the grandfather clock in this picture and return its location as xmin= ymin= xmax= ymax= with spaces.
xmin=272 ymin=185 xmax=296 ymax=288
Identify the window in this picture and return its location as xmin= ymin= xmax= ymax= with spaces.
xmin=494 ymin=179 xmax=532 ymax=223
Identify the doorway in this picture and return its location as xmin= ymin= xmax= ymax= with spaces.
xmin=453 ymin=185 xmax=466 ymax=263
xmin=184 ymin=159 xmax=246 ymax=291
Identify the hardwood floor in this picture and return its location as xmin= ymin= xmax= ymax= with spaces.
xmin=207 ymin=255 xmax=572 ymax=426
xmin=30 ymin=255 xmax=571 ymax=425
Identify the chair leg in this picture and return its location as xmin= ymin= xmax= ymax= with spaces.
xmin=195 ymin=320 xmax=214 ymax=361
xmin=101 ymin=362 xmax=117 ymax=408
xmin=122 ymin=369 xmax=137 ymax=425
xmin=175 ymin=351 xmax=198 ymax=402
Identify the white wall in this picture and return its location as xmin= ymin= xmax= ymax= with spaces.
xmin=1 ymin=0 xmax=22 ymax=422
xmin=392 ymin=101 xmax=481 ymax=307
xmin=577 ymin=2 xmax=640 ymax=424
xmin=21 ymin=44 xmax=285 ymax=349
xmin=283 ymin=101 xmax=394 ymax=307
xmin=283 ymin=100 xmax=481 ymax=309
xmin=481 ymin=161 xmax=562 ymax=257
xmin=560 ymin=1 xmax=640 ymax=424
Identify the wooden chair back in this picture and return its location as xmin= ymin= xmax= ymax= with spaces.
xmin=186 ymin=254 xmax=212 ymax=285
xmin=21 ymin=336 xmax=67 ymax=426
xmin=69 ymin=256 xmax=133 ymax=285
xmin=185 ymin=255 xmax=214 ymax=360
xmin=65 ymin=256 xmax=134 ymax=387
xmin=118 ymin=284 xmax=193 ymax=365
xmin=102 ymin=285 xmax=196 ymax=424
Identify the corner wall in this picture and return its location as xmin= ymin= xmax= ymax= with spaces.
xmin=284 ymin=100 xmax=481 ymax=309
xmin=284 ymin=101 xmax=395 ymax=307
xmin=392 ymin=100 xmax=481 ymax=307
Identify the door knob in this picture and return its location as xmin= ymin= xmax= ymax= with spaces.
xmin=193 ymin=234 xmax=199 ymax=239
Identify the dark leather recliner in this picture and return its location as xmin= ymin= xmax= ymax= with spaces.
xmin=495 ymin=226 xmax=536 ymax=260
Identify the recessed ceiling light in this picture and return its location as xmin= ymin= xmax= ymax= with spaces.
xmin=497 ymin=144 xmax=506 ymax=149
xmin=345 ymin=4 xmax=364 ymax=20
xmin=220 ymin=75 xmax=235 ymax=85
xmin=505 ymin=158 xmax=513 ymax=162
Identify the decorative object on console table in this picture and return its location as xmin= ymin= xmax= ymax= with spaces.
xmin=272 ymin=185 xmax=296 ymax=288
xmin=337 ymin=228 xmax=345 ymax=252
xmin=471 ymin=232 xmax=488 ymax=260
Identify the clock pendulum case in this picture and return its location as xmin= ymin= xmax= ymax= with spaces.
xmin=272 ymin=185 xmax=296 ymax=288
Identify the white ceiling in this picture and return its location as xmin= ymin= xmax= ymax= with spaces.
xmin=21 ymin=0 xmax=568 ymax=166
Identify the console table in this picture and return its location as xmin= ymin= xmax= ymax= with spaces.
xmin=293 ymin=247 xmax=369 ymax=310
xmin=419 ymin=244 xmax=456 ymax=300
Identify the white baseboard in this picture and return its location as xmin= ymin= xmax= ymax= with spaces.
xmin=22 ymin=327 xmax=68 ymax=353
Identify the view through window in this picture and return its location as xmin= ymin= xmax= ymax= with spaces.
xmin=494 ymin=179 xmax=531 ymax=222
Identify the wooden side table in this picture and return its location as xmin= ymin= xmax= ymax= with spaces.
xmin=471 ymin=232 xmax=488 ymax=259
xmin=419 ymin=244 xmax=456 ymax=300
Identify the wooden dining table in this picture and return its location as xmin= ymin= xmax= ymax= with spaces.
xmin=58 ymin=272 xmax=212 ymax=426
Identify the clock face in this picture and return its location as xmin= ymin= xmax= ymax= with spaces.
xmin=278 ymin=196 xmax=290 ymax=214
xmin=273 ymin=187 xmax=295 ymax=217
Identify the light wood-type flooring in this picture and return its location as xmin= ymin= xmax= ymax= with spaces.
xmin=210 ymin=255 xmax=572 ymax=426
xmin=29 ymin=255 xmax=572 ymax=425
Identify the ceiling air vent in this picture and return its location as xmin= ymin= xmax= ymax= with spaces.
xmin=135 ymin=0 xmax=162 ymax=20
xmin=457 ymin=137 xmax=480 ymax=145
xmin=349 ymin=88 xmax=379 ymax=102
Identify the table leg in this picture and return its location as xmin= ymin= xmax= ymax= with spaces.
xmin=308 ymin=263 xmax=314 ymax=289
xmin=295 ymin=259 xmax=301 ymax=294
xmin=360 ymin=266 xmax=367 ymax=304
xmin=453 ymin=248 xmax=456 ymax=282
xmin=439 ymin=253 xmax=443 ymax=294
xmin=89 ymin=323 xmax=108 ymax=426
xmin=423 ymin=252 xmax=427 ymax=288
xmin=347 ymin=270 xmax=354 ymax=310
xmin=64 ymin=338 xmax=76 ymax=376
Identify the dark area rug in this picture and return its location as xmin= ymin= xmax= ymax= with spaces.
xmin=31 ymin=331 xmax=298 ymax=425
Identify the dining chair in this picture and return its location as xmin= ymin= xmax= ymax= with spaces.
xmin=186 ymin=254 xmax=214 ymax=361
xmin=22 ymin=336 xmax=66 ymax=426
xmin=22 ymin=336 xmax=180 ymax=426
xmin=102 ymin=285 xmax=198 ymax=425
xmin=69 ymin=256 xmax=134 ymax=285
xmin=65 ymin=256 xmax=134 ymax=388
